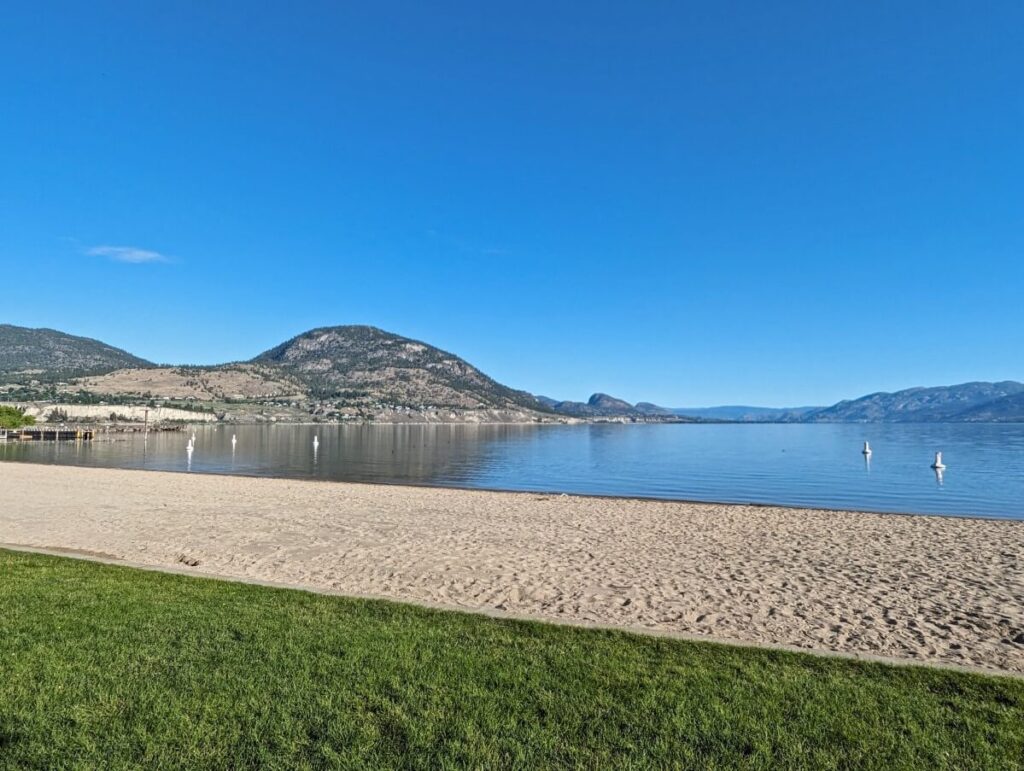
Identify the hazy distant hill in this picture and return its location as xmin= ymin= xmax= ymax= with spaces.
xmin=539 ymin=394 xmax=819 ymax=421
xmin=544 ymin=382 xmax=1024 ymax=424
xmin=634 ymin=402 xmax=675 ymax=416
xmin=538 ymin=393 xmax=657 ymax=418
xmin=538 ymin=394 xmax=702 ymax=420
xmin=0 ymin=324 xmax=152 ymax=379
xmin=953 ymin=392 xmax=1024 ymax=422
xmin=253 ymin=325 xmax=547 ymax=411
xmin=671 ymin=405 xmax=821 ymax=422
xmin=550 ymin=393 xmax=632 ymax=416
xmin=804 ymin=381 xmax=1024 ymax=422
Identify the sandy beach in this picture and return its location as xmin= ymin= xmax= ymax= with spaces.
xmin=2 ymin=462 xmax=1022 ymax=674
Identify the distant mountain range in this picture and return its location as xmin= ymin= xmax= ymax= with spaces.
xmin=800 ymin=381 xmax=1024 ymax=423
xmin=667 ymin=405 xmax=822 ymax=422
xmin=534 ymin=393 xmax=683 ymax=418
xmin=541 ymin=382 xmax=1024 ymax=423
xmin=2 ymin=323 xmax=1023 ymax=423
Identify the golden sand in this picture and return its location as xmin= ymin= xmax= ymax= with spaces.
xmin=3 ymin=462 xmax=1022 ymax=673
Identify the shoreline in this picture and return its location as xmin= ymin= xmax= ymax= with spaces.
xmin=3 ymin=462 xmax=1022 ymax=675
xmin=0 ymin=456 xmax=1008 ymax=523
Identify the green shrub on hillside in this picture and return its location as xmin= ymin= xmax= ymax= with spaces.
xmin=0 ymin=405 xmax=36 ymax=428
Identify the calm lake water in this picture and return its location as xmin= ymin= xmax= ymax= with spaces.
xmin=2 ymin=423 xmax=1023 ymax=519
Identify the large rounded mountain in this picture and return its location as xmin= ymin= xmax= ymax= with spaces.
xmin=252 ymin=325 xmax=545 ymax=411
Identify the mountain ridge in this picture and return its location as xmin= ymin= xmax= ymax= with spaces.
xmin=2 ymin=323 xmax=1023 ymax=423
xmin=0 ymin=324 xmax=152 ymax=379
xmin=802 ymin=381 xmax=1024 ymax=423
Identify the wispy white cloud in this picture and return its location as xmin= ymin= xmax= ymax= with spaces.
xmin=87 ymin=245 xmax=169 ymax=264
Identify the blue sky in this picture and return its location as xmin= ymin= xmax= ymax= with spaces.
xmin=2 ymin=2 xmax=1021 ymax=407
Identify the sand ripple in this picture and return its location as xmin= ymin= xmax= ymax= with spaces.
xmin=2 ymin=463 xmax=1022 ymax=674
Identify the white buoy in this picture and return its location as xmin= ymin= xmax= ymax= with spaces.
xmin=187 ymin=438 xmax=194 ymax=451
xmin=231 ymin=434 xmax=237 ymax=449
xmin=862 ymin=441 xmax=872 ymax=456
xmin=313 ymin=436 xmax=320 ymax=450
xmin=930 ymin=451 xmax=946 ymax=470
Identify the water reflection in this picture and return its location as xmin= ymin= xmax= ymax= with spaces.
xmin=2 ymin=423 xmax=1022 ymax=518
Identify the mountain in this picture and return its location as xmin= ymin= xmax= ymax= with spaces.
xmin=543 ymin=381 xmax=1024 ymax=424
xmin=672 ymin=405 xmax=821 ymax=422
xmin=0 ymin=324 xmax=152 ymax=379
xmin=539 ymin=395 xmax=818 ymax=421
xmin=634 ymin=402 xmax=675 ymax=416
xmin=5 ymin=322 xmax=1024 ymax=425
xmin=587 ymin=393 xmax=634 ymax=413
xmin=540 ymin=393 xmax=641 ymax=417
xmin=804 ymin=381 xmax=1024 ymax=422
xmin=954 ymin=392 xmax=1024 ymax=422
xmin=252 ymin=325 xmax=547 ymax=411
xmin=539 ymin=393 xmax=695 ymax=420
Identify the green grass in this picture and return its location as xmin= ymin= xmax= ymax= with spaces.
xmin=0 ymin=550 xmax=1021 ymax=769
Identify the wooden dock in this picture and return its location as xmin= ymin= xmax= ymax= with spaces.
xmin=0 ymin=428 xmax=94 ymax=442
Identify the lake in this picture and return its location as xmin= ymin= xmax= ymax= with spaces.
xmin=2 ymin=422 xmax=1023 ymax=519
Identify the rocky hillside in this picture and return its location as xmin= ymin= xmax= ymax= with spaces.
xmin=0 ymin=324 xmax=152 ymax=379
xmin=539 ymin=393 xmax=636 ymax=417
xmin=803 ymin=381 xmax=1024 ymax=422
xmin=916 ymin=390 xmax=1024 ymax=423
xmin=539 ymin=393 xmax=692 ymax=420
xmin=252 ymin=325 xmax=548 ymax=411
xmin=73 ymin=364 xmax=307 ymax=401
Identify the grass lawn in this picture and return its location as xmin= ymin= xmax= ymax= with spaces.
xmin=0 ymin=549 xmax=1021 ymax=769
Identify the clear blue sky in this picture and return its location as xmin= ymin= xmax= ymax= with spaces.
xmin=2 ymin=2 xmax=1021 ymax=407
